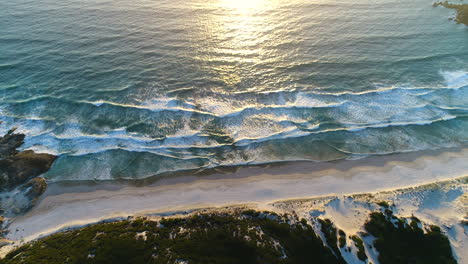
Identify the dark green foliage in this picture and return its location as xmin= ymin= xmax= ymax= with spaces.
xmin=384 ymin=209 xmax=393 ymax=216
xmin=1 ymin=210 xmax=457 ymax=264
xmin=1 ymin=212 xmax=343 ymax=264
xmin=410 ymin=216 xmax=421 ymax=223
xmin=364 ymin=212 xmax=457 ymax=264
xmin=338 ymin=230 xmax=346 ymax=248
xmin=252 ymin=214 xmax=340 ymax=264
xmin=350 ymin=235 xmax=367 ymax=261
xmin=241 ymin=209 xmax=259 ymax=217
xmin=317 ymin=219 xmax=346 ymax=263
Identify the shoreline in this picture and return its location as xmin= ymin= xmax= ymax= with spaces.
xmin=45 ymin=144 xmax=468 ymax=193
xmin=1 ymin=178 xmax=466 ymax=263
xmin=3 ymin=146 xmax=467 ymax=245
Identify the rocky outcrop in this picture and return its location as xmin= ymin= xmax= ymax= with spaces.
xmin=0 ymin=128 xmax=56 ymax=220
xmin=0 ymin=129 xmax=24 ymax=159
xmin=434 ymin=2 xmax=468 ymax=26
xmin=21 ymin=177 xmax=48 ymax=203
xmin=0 ymin=150 xmax=56 ymax=191
xmin=0 ymin=128 xmax=56 ymax=192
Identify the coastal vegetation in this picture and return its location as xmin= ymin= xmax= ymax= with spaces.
xmin=338 ymin=230 xmax=346 ymax=248
xmin=434 ymin=2 xmax=468 ymax=25
xmin=0 ymin=208 xmax=457 ymax=264
xmin=0 ymin=130 xmax=462 ymax=264
xmin=0 ymin=0 xmax=466 ymax=263
xmin=0 ymin=211 xmax=342 ymax=264
xmin=317 ymin=218 xmax=346 ymax=263
xmin=350 ymin=235 xmax=367 ymax=262
xmin=364 ymin=208 xmax=457 ymax=264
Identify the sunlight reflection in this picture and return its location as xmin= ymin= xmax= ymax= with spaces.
xmin=194 ymin=0 xmax=282 ymax=88
xmin=218 ymin=0 xmax=268 ymax=14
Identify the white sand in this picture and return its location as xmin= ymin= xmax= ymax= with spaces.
xmin=272 ymin=177 xmax=467 ymax=264
xmin=3 ymin=147 xmax=468 ymax=252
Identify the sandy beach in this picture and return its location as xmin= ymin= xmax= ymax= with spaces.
xmin=4 ymin=146 xmax=467 ymax=245
xmin=1 ymin=0 xmax=467 ymax=262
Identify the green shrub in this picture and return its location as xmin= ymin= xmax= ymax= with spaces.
xmin=364 ymin=212 xmax=456 ymax=264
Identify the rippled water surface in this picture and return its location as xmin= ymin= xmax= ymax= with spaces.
xmin=1 ymin=0 xmax=467 ymax=180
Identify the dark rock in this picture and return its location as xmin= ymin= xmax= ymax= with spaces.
xmin=0 ymin=128 xmax=25 ymax=159
xmin=0 ymin=216 xmax=6 ymax=239
xmin=22 ymin=177 xmax=47 ymax=201
xmin=0 ymin=129 xmax=56 ymax=218
xmin=0 ymin=151 xmax=56 ymax=190
xmin=0 ymin=177 xmax=51 ymax=215
xmin=0 ymin=130 xmax=56 ymax=191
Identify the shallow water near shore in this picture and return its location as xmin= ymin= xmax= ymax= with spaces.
xmin=1 ymin=0 xmax=468 ymax=181
xmin=5 ymin=146 xmax=467 ymax=243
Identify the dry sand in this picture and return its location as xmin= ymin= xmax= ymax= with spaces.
xmin=3 ymin=146 xmax=468 ymax=250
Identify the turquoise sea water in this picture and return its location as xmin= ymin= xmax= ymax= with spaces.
xmin=0 ymin=0 xmax=467 ymax=181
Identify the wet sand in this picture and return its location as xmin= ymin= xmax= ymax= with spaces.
xmin=5 ymin=146 xmax=468 ymax=243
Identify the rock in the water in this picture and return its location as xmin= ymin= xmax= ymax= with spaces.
xmin=0 ymin=130 xmax=56 ymax=191
xmin=0 ymin=129 xmax=56 ymax=218
xmin=0 ymin=128 xmax=24 ymax=159
xmin=0 ymin=151 xmax=56 ymax=191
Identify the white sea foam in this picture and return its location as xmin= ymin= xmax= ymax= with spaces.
xmin=4 ymin=148 xmax=468 ymax=258
xmin=1 ymin=71 xmax=468 ymax=181
xmin=441 ymin=70 xmax=468 ymax=88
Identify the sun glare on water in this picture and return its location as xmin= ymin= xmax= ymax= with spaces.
xmin=219 ymin=0 xmax=268 ymax=13
xmin=193 ymin=0 xmax=283 ymax=87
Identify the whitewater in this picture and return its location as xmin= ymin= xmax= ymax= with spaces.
xmin=1 ymin=0 xmax=467 ymax=181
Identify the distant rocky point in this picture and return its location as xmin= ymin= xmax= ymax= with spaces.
xmin=434 ymin=2 xmax=468 ymax=26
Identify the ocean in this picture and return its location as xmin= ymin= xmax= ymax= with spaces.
xmin=0 ymin=0 xmax=467 ymax=181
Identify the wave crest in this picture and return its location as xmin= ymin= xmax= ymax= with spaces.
xmin=1 ymin=71 xmax=468 ymax=180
